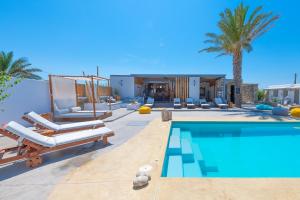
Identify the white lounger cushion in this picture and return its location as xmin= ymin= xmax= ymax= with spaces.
xmin=54 ymin=127 xmax=112 ymax=146
xmin=5 ymin=121 xmax=113 ymax=147
xmin=27 ymin=111 xmax=104 ymax=131
xmin=55 ymin=112 xmax=105 ymax=119
xmin=6 ymin=121 xmax=56 ymax=147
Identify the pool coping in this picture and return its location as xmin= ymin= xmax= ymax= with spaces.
xmin=48 ymin=116 xmax=300 ymax=200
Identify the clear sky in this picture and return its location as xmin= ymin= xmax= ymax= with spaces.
xmin=1 ymin=0 xmax=299 ymax=88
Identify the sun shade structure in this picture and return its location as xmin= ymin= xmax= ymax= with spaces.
xmin=49 ymin=75 xmax=112 ymax=121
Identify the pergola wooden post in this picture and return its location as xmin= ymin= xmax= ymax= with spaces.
xmin=48 ymin=75 xmax=54 ymax=114
xmin=90 ymin=76 xmax=97 ymax=119
xmin=108 ymin=79 xmax=112 ymax=110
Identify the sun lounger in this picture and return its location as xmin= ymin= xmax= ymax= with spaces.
xmin=23 ymin=111 xmax=104 ymax=133
xmin=214 ymin=97 xmax=228 ymax=109
xmin=173 ymin=98 xmax=181 ymax=109
xmin=0 ymin=121 xmax=114 ymax=167
xmin=200 ymin=99 xmax=210 ymax=109
xmin=144 ymin=97 xmax=154 ymax=107
xmin=186 ymin=98 xmax=195 ymax=109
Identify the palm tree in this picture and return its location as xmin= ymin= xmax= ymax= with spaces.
xmin=0 ymin=51 xmax=42 ymax=80
xmin=200 ymin=3 xmax=279 ymax=107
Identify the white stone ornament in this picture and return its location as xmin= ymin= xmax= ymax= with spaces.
xmin=136 ymin=171 xmax=151 ymax=180
xmin=133 ymin=175 xmax=149 ymax=188
xmin=139 ymin=164 xmax=153 ymax=174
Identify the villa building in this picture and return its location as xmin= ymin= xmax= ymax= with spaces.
xmin=111 ymin=74 xmax=258 ymax=104
xmin=265 ymin=84 xmax=300 ymax=104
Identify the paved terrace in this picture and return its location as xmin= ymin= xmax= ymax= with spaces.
xmin=0 ymin=109 xmax=298 ymax=200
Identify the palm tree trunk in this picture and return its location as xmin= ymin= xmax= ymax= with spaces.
xmin=233 ymin=51 xmax=243 ymax=108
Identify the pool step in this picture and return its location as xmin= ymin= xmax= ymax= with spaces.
xmin=172 ymin=128 xmax=181 ymax=137
xmin=181 ymin=139 xmax=194 ymax=163
xmin=167 ymin=155 xmax=183 ymax=177
xmin=181 ymin=130 xmax=192 ymax=140
xmin=192 ymin=143 xmax=204 ymax=161
xmin=168 ymin=135 xmax=181 ymax=154
xmin=183 ymin=162 xmax=203 ymax=177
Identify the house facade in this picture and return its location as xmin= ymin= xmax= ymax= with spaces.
xmin=111 ymin=74 xmax=258 ymax=103
xmin=265 ymin=84 xmax=300 ymax=104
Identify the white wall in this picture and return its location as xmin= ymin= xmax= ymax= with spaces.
xmin=189 ymin=77 xmax=200 ymax=99
xmin=110 ymin=76 xmax=135 ymax=98
xmin=0 ymin=79 xmax=50 ymax=125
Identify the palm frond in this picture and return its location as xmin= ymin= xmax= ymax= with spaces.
xmin=200 ymin=3 xmax=278 ymax=56
xmin=0 ymin=51 xmax=42 ymax=80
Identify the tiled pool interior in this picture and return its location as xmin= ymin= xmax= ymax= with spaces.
xmin=162 ymin=121 xmax=300 ymax=177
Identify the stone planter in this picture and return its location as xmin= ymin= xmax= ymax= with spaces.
xmin=162 ymin=109 xmax=172 ymax=121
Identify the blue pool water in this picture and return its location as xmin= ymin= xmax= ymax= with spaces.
xmin=162 ymin=122 xmax=300 ymax=178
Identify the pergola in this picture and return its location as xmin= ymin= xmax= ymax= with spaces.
xmin=48 ymin=75 xmax=112 ymax=119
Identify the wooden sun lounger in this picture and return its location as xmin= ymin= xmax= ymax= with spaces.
xmin=23 ymin=111 xmax=105 ymax=134
xmin=0 ymin=121 xmax=114 ymax=167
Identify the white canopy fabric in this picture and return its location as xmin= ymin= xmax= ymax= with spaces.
xmin=51 ymin=76 xmax=77 ymax=109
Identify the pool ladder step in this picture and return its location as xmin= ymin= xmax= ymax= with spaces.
xmin=167 ymin=155 xmax=183 ymax=177
xmin=168 ymin=128 xmax=181 ymax=155
xmin=181 ymin=139 xmax=194 ymax=163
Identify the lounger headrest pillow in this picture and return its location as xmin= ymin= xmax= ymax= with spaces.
xmin=27 ymin=112 xmax=60 ymax=131
xmin=69 ymin=107 xmax=81 ymax=112
xmin=6 ymin=121 xmax=56 ymax=147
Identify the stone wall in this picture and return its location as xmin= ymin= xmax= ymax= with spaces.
xmin=215 ymin=78 xmax=225 ymax=98
xmin=241 ymin=84 xmax=258 ymax=104
xmin=226 ymin=81 xmax=258 ymax=104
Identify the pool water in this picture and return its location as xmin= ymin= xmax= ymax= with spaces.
xmin=162 ymin=121 xmax=300 ymax=178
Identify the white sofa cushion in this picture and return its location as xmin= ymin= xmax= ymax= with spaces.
xmin=54 ymin=127 xmax=113 ymax=146
xmin=6 ymin=121 xmax=56 ymax=147
xmin=69 ymin=107 xmax=81 ymax=112
xmin=54 ymin=103 xmax=69 ymax=115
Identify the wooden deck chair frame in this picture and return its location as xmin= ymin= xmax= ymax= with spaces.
xmin=0 ymin=128 xmax=114 ymax=168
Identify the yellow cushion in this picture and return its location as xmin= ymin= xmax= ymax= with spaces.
xmin=291 ymin=108 xmax=300 ymax=118
xmin=139 ymin=106 xmax=151 ymax=114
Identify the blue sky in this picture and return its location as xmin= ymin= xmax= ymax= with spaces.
xmin=1 ymin=0 xmax=299 ymax=88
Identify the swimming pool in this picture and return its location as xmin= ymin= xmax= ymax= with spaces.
xmin=162 ymin=121 xmax=300 ymax=178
